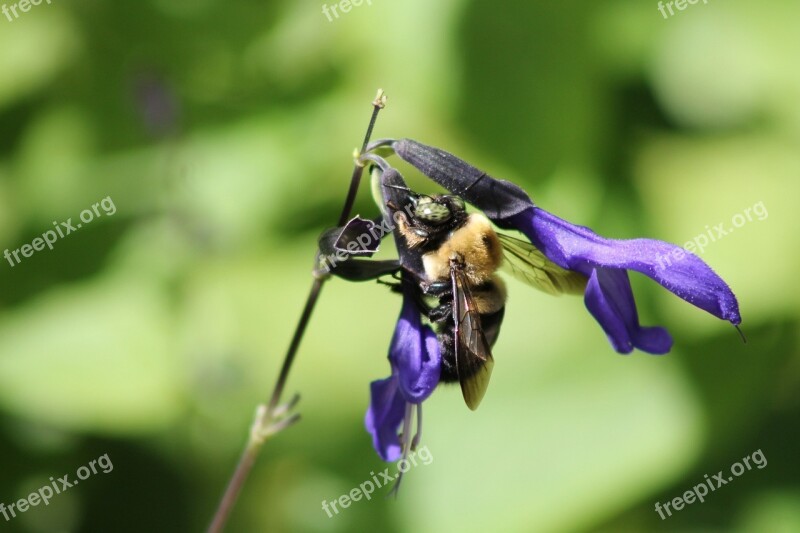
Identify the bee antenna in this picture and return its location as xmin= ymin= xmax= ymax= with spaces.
xmin=384 ymin=184 xmax=412 ymax=192
xmin=735 ymin=324 xmax=747 ymax=344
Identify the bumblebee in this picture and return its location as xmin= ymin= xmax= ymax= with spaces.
xmin=391 ymin=190 xmax=587 ymax=410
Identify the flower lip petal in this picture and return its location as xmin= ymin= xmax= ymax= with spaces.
xmin=584 ymin=267 xmax=673 ymax=354
xmin=364 ymin=376 xmax=405 ymax=461
xmin=364 ymin=287 xmax=442 ymax=462
xmin=510 ymin=207 xmax=742 ymax=325
xmin=390 ymin=289 xmax=442 ymax=403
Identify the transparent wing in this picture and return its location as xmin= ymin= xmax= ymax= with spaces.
xmin=497 ymin=233 xmax=587 ymax=296
xmin=451 ymin=263 xmax=494 ymax=410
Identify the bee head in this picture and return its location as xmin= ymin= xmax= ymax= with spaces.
xmin=412 ymin=195 xmax=466 ymax=225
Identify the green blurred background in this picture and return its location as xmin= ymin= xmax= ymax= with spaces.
xmin=0 ymin=0 xmax=798 ymax=531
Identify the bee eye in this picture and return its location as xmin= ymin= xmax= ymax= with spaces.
xmin=415 ymin=202 xmax=452 ymax=223
xmin=445 ymin=196 xmax=465 ymax=211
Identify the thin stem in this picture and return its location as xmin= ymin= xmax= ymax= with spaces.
xmin=207 ymin=89 xmax=387 ymax=533
xmin=207 ymin=437 xmax=258 ymax=533
xmin=266 ymin=91 xmax=385 ymax=412
xmin=265 ymin=278 xmax=324 ymax=412
xmin=336 ymin=96 xmax=385 ymax=227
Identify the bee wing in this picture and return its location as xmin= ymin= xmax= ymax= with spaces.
xmin=497 ymin=233 xmax=587 ymax=296
xmin=451 ymin=264 xmax=495 ymax=410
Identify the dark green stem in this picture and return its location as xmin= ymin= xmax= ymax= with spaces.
xmin=207 ymin=90 xmax=387 ymax=533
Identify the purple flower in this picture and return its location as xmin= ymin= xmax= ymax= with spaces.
xmin=317 ymin=164 xmax=441 ymax=461
xmin=390 ymin=138 xmax=741 ymax=354
xmin=365 ymin=287 xmax=441 ymax=461
xmin=362 ymin=166 xmax=448 ymax=462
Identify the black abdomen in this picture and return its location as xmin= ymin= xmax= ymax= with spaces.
xmin=439 ymin=306 xmax=505 ymax=383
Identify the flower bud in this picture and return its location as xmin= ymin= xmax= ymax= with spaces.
xmin=391 ymin=138 xmax=534 ymax=224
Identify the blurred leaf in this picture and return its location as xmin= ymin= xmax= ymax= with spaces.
xmin=0 ymin=8 xmax=80 ymax=109
xmin=0 ymin=277 xmax=182 ymax=433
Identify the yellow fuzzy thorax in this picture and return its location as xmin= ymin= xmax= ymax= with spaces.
xmin=422 ymin=213 xmax=503 ymax=285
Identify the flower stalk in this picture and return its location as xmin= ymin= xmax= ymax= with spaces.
xmin=207 ymin=89 xmax=387 ymax=533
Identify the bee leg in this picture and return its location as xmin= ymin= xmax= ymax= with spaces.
xmin=394 ymin=211 xmax=430 ymax=247
xmin=418 ymin=280 xmax=452 ymax=322
xmin=427 ymin=302 xmax=452 ymax=323
xmin=376 ymin=278 xmax=403 ymax=293
xmin=438 ymin=329 xmax=458 ymax=382
xmin=376 ymin=269 xmax=404 ymax=292
xmin=420 ymin=280 xmax=451 ymax=297
xmin=411 ymin=228 xmax=430 ymax=239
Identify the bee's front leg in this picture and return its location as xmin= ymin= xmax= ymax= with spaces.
xmin=375 ymin=270 xmax=403 ymax=294
xmin=376 ymin=276 xmax=403 ymax=293
xmin=393 ymin=211 xmax=430 ymax=248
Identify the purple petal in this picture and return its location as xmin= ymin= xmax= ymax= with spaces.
xmin=390 ymin=292 xmax=442 ymax=403
xmin=364 ymin=376 xmax=405 ymax=461
xmin=584 ymin=268 xmax=673 ymax=354
xmin=509 ymin=207 xmax=741 ymax=325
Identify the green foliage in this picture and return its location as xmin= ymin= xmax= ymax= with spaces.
xmin=0 ymin=0 xmax=798 ymax=531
